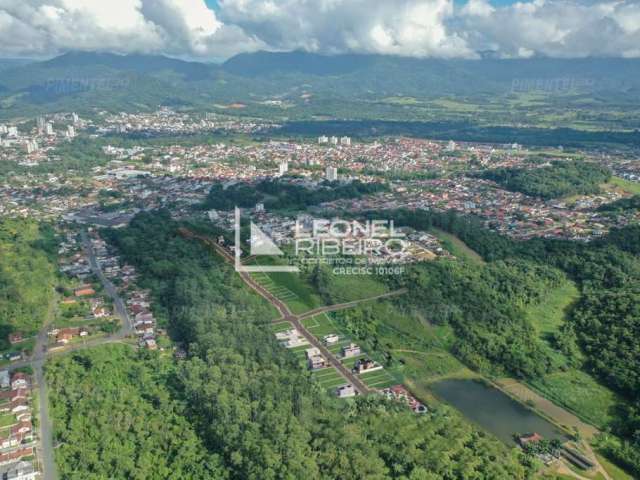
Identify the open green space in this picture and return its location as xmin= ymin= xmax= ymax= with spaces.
xmin=249 ymin=260 xmax=324 ymax=314
xmin=608 ymin=177 xmax=640 ymax=195
xmin=0 ymin=413 xmax=16 ymax=428
xmin=525 ymin=279 xmax=579 ymax=341
xmin=429 ymin=228 xmax=485 ymax=265
xmin=596 ymin=452 xmax=636 ymax=480
xmin=529 ymin=371 xmax=621 ymax=428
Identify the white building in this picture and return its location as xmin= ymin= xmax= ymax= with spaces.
xmin=0 ymin=370 xmax=9 ymax=389
xmin=24 ymin=140 xmax=38 ymax=154
xmin=330 ymin=136 xmax=339 ymax=145
xmin=446 ymin=140 xmax=456 ymax=152
xmin=37 ymin=116 xmax=46 ymax=133
xmin=340 ymin=136 xmax=351 ymax=146
xmin=336 ymin=384 xmax=356 ymax=398
xmin=0 ymin=460 xmax=38 ymax=480
xmin=279 ymin=159 xmax=289 ymax=176
xmin=326 ymin=166 xmax=338 ymax=181
xmin=45 ymin=123 xmax=54 ymax=136
xmin=7 ymin=126 xmax=18 ymax=137
xmin=318 ymin=135 xmax=329 ymax=144
xmin=66 ymin=125 xmax=76 ymax=138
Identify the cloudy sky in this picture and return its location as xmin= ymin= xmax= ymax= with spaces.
xmin=0 ymin=0 xmax=639 ymax=60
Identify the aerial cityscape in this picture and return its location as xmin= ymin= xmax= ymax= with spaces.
xmin=1 ymin=1 xmax=640 ymax=479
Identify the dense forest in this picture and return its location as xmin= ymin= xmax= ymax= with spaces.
xmin=0 ymin=219 xmax=56 ymax=348
xmin=598 ymin=194 xmax=640 ymax=212
xmin=359 ymin=208 xmax=640 ymax=475
xmin=481 ymin=160 xmax=611 ymax=199
xmin=52 ymin=210 xmax=532 ymax=480
xmin=203 ymin=179 xmax=387 ymax=211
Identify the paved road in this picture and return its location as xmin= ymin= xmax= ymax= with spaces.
xmin=81 ymin=231 xmax=133 ymax=335
xmin=182 ymin=229 xmax=408 ymax=395
xmin=34 ymin=359 xmax=57 ymax=480
xmin=6 ymin=231 xmax=136 ymax=480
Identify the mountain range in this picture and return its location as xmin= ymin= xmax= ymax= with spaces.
xmin=1 ymin=51 xmax=640 ymax=127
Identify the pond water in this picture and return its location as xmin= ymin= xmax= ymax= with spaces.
xmin=430 ymin=379 xmax=567 ymax=445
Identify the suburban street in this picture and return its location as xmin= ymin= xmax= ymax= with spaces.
xmin=182 ymin=229 xmax=410 ymax=395
xmin=5 ymin=230 xmax=135 ymax=480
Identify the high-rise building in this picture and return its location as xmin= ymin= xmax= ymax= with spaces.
xmin=7 ymin=126 xmax=18 ymax=137
xmin=326 ymin=166 xmax=338 ymax=181
xmin=330 ymin=136 xmax=339 ymax=145
xmin=72 ymin=112 xmax=79 ymax=124
xmin=340 ymin=136 xmax=351 ymax=146
xmin=66 ymin=125 xmax=76 ymax=138
xmin=45 ymin=123 xmax=54 ymax=136
xmin=25 ymin=140 xmax=38 ymax=154
xmin=446 ymin=140 xmax=457 ymax=152
xmin=279 ymin=159 xmax=289 ymax=176
xmin=37 ymin=116 xmax=46 ymax=133
xmin=318 ymin=135 xmax=329 ymax=144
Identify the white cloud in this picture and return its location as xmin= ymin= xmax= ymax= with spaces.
xmin=0 ymin=0 xmax=639 ymax=59
xmin=0 ymin=0 xmax=264 ymax=58
xmin=458 ymin=0 xmax=640 ymax=58
xmin=218 ymin=0 xmax=474 ymax=57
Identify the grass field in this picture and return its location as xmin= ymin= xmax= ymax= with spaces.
xmin=429 ymin=228 xmax=485 ymax=265
xmin=608 ymin=176 xmax=640 ymax=195
xmin=270 ymin=321 xmax=294 ymax=333
xmin=0 ymin=414 xmax=16 ymax=428
xmin=528 ymin=370 xmax=621 ymax=428
xmin=312 ymin=367 xmax=348 ymax=391
xmin=251 ymin=269 xmax=323 ymax=314
xmin=324 ymin=270 xmax=389 ymax=304
xmin=525 ymin=278 xmax=579 ymax=343
xmin=595 ymin=452 xmax=635 ymax=480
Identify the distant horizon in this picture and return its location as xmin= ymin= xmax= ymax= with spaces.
xmin=4 ymin=48 xmax=640 ymax=64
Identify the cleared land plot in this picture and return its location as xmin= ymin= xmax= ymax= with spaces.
xmin=248 ymin=259 xmax=323 ymax=314
xmin=429 ymin=228 xmax=484 ymax=265
xmin=607 ymin=176 xmax=640 ymax=195
xmin=302 ymin=313 xmax=348 ymax=338
xmin=359 ymin=368 xmax=399 ymax=389
xmin=270 ymin=321 xmax=294 ymax=333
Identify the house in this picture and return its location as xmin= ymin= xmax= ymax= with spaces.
xmin=56 ymin=327 xmax=89 ymax=344
xmin=7 ymin=334 xmax=23 ymax=345
xmin=10 ymin=373 xmax=27 ymax=391
xmin=10 ymin=400 xmax=28 ymax=415
xmin=0 ymin=448 xmax=33 ymax=467
xmin=336 ymin=384 xmax=356 ymax=398
xmin=323 ymin=334 xmax=339 ymax=345
xmin=92 ymin=306 xmax=109 ymax=318
xmin=518 ymin=433 xmax=543 ymax=447
xmin=353 ymin=359 xmax=382 ymax=374
xmin=74 ymin=287 xmax=95 ymax=297
xmin=0 ymin=370 xmax=10 ymax=389
xmin=341 ymin=343 xmax=361 ymax=358
xmin=11 ymin=420 xmax=32 ymax=436
xmin=306 ymin=348 xmax=326 ymax=370
xmin=0 ymin=460 xmax=38 ymax=480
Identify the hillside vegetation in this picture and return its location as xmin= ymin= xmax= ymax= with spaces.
xmin=0 ymin=219 xmax=56 ymax=347
xmin=482 ymin=160 xmax=612 ymax=199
